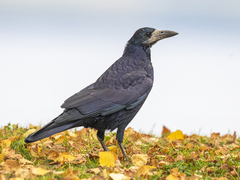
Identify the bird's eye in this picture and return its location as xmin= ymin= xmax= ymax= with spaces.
xmin=145 ymin=32 xmax=151 ymax=37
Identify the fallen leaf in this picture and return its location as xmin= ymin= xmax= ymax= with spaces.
xmin=0 ymin=139 xmax=11 ymax=148
xmin=87 ymin=168 xmax=101 ymax=174
xmin=138 ymin=165 xmax=155 ymax=176
xmin=162 ymin=126 xmax=171 ymax=136
xmin=168 ymin=130 xmax=184 ymax=141
xmin=124 ymin=127 xmax=141 ymax=141
xmin=18 ymin=157 xmax=34 ymax=165
xmin=99 ymin=151 xmax=118 ymax=167
xmin=1 ymin=147 xmax=15 ymax=159
xmin=15 ymin=168 xmax=30 ymax=179
xmin=166 ymin=174 xmax=179 ymax=180
xmin=109 ymin=173 xmax=126 ymax=180
xmin=0 ymin=159 xmax=20 ymax=172
xmin=58 ymin=152 xmax=76 ymax=164
xmin=67 ymin=130 xmax=77 ymax=138
xmin=24 ymin=129 xmax=36 ymax=138
xmin=31 ymin=167 xmax=51 ymax=176
xmin=108 ymin=146 xmax=118 ymax=153
xmin=131 ymin=154 xmax=148 ymax=167
xmin=71 ymin=154 xmax=87 ymax=165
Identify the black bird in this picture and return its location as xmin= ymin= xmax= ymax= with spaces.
xmin=25 ymin=27 xmax=178 ymax=159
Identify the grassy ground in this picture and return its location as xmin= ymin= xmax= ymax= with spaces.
xmin=0 ymin=123 xmax=240 ymax=179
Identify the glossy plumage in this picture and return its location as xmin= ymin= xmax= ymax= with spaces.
xmin=25 ymin=27 xmax=178 ymax=159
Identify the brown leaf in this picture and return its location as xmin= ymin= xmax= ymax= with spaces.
xmin=175 ymin=154 xmax=186 ymax=162
xmin=0 ymin=159 xmax=20 ymax=172
xmin=105 ymin=136 xmax=117 ymax=146
xmin=206 ymin=167 xmax=214 ymax=173
xmin=162 ymin=126 xmax=171 ymax=136
xmin=124 ymin=127 xmax=141 ymax=141
xmin=87 ymin=168 xmax=101 ymax=174
xmin=51 ymin=144 xmax=66 ymax=153
xmin=48 ymin=150 xmax=59 ymax=161
xmin=71 ymin=154 xmax=87 ymax=165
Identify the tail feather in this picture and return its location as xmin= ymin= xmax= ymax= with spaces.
xmin=25 ymin=110 xmax=85 ymax=143
xmin=24 ymin=120 xmax=76 ymax=143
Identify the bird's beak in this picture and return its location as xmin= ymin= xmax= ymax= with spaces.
xmin=144 ymin=30 xmax=178 ymax=46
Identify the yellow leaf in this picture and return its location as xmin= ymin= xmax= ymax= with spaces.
xmin=18 ymin=158 xmax=34 ymax=165
xmin=1 ymin=147 xmax=15 ymax=159
xmin=67 ymin=130 xmax=77 ymax=138
xmin=0 ymin=139 xmax=11 ymax=148
xmin=31 ymin=167 xmax=51 ymax=176
xmin=53 ymin=134 xmax=66 ymax=143
xmin=131 ymin=154 xmax=148 ymax=167
xmin=124 ymin=127 xmax=141 ymax=141
xmin=24 ymin=129 xmax=36 ymax=138
xmin=166 ymin=174 xmax=179 ymax=180
xmin=58 ymin=152 xmax=76 ymax=164
xmin=109 ymin=173 xmax=126 ymax=180
xmin=30 ymin=144 xmax=41 ymax=157
xmin=99 ymin=151 xmax=118 ymax=167
xmin=168 ymin=130 xmax=184 ymax=141
xmin=138 ymin=165 xmax=155 ymax=176
xmin=48 ymin=150 xmax=59 ymax=161
xmin=0 ymin=153 xmax=4 ymax=163
xmin=108 ymin=146 xmax=118 ymax=153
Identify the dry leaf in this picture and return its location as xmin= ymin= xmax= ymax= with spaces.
xmin=1 ymin=159 xmax=20 ymax=172
xmin=1 ymin=147 xmax=15 ymax=159
xmin=138 ymin=165 xmax=155 ymax=176
xmin=166 ymin=174 xmax=179 ymax=180
xmin=24 ymin=129 xmax=36 ymax=138
xmin=0 ymin=139 xmax=11 ymax=148
xmin=109 ymin=173 xmax=126 ymax=180
xmin=58 ymin=152 xmax=76 ymax=164
xmin=162 ymin=126 xmax=171 ymax=136
xmin=99 ymin=151 xmax=118 ymax=167
xmin=87 ymin=168 xmax=101 ymax=174
xmin=15 ymin=168 xmax=30 ymax=179
xmin=108 ymin=146 xmax=118 ymax=153
xmin=31 ymin=167 xmax=51 ymax=176
xmin=131 ymin=154 xmax=148 ymax=167
xmin=168 ymin=130 xmax=184 ymax=141
xmin=124 ymin=127 xmax=141 ymax=141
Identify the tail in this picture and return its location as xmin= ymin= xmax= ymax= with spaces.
xmin=25 ymin=109 xmax=87 ymax=143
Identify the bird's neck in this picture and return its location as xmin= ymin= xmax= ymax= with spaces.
xmin=123 ymin=43 xmax=151 ymax=62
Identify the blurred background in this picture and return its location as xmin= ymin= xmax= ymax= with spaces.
xmin=0 ymin=0 xmax=240 ymax=136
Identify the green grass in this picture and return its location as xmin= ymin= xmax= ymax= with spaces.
xmin=0 ymin=123 xmax=240 ymax=179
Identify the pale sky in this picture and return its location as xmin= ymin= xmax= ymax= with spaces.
xmin=0 ymin=0 xmax=240 ymax=136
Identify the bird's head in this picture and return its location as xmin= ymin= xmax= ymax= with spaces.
xmin=128 ymin=27 xmax=178 ymax=48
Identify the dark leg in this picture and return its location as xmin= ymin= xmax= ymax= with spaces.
xmin=116 ymin=127 xmax=128 ymax=159
xmin=97 ymin=129 xmax=108 ymax=151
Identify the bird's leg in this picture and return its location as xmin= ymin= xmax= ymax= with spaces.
xmin=97 ymin=129 xmax=108 ymax=151
xmin=116 ymin=127 xmax=128 ymax=160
